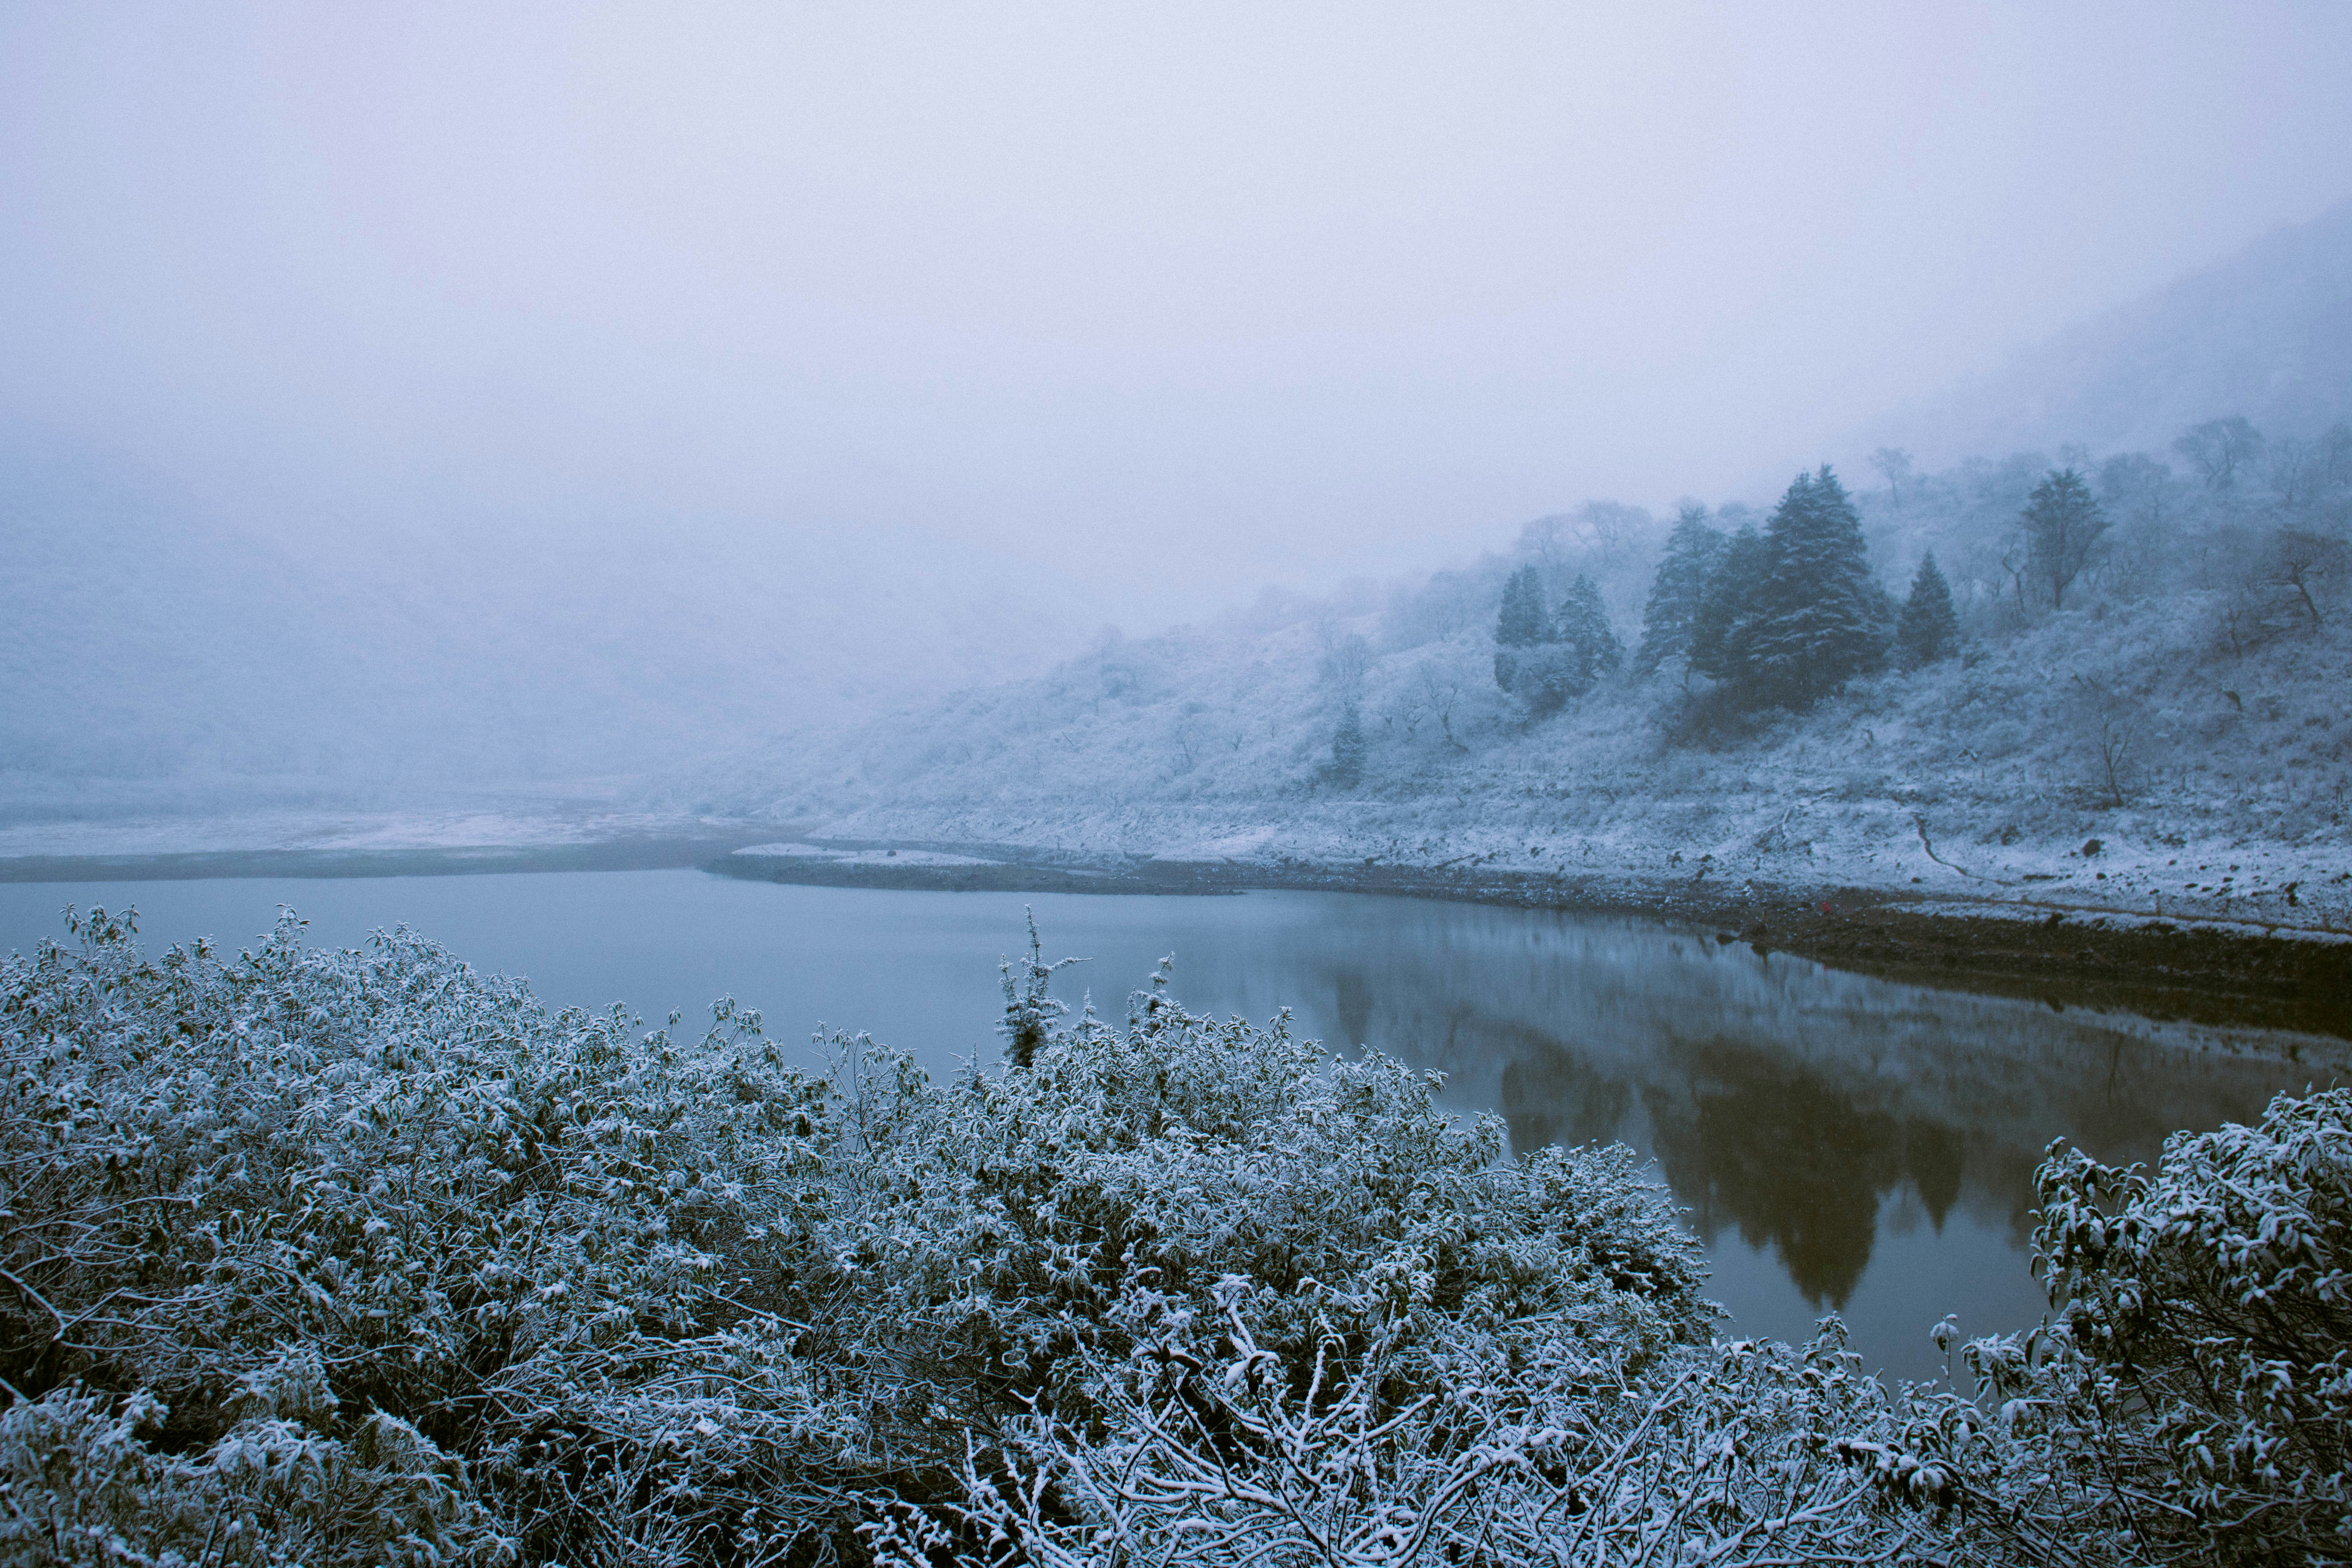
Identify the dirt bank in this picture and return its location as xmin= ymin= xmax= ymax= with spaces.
xmin=716 ymin=842 xmax=2352 ymax=1040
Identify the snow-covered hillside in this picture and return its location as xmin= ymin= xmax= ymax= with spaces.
xmin=696 ymin=441 xmax=2352 ymax=933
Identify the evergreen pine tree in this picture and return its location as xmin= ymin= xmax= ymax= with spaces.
xmin=1555 ymin=573 xmax=1624 ymax=688
xmin=1330 ymin=703 xmax=1367 ymax=788
xmin=1721 ymin=467 xmax=1888 ymax=707
xmin=1896 ymin=552 xmax=1960 ymax=668
xmin=1687 ymin=524 xmax=1767 ymax=682
xmin=1635 ymin=504 xmax=1726 ymax=674
xmin=1492 ymin=564 xmax=1548 ymax=691
xmin=2022 ymin=467 xmax=2109 ymax=610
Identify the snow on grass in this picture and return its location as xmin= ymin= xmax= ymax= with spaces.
xmin=695 ymin=528 xmax=2352 ymax=934
xmin=732 ymin=843 xmax=1002 ymax=867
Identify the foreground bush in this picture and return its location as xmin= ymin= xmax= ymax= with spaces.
xmin=2033 ymin=1089 xmax=2352 ymax=1560
xmin=3 ymin=908 xmax=2345 ymax=1565
xmin=0 ymin=906 xmax=851 ymax=1563
xmin=878 ymin=1091 xmax=2352 ymax=1568
xmin=0 ymin=910 xmax=1706 ymax=1563
xmin=875 ymin=1295 xmax=1921 ymax=1568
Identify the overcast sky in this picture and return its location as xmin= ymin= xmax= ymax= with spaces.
xmin=5 ymin=2 xmax=2350 ymax=621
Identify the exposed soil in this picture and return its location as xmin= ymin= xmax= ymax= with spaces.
xmin=717 ymin=842 xmax=2352 ymax=1040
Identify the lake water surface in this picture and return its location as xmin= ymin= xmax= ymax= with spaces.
xmin=4 ymin=869 xmax=2338 ymax=1382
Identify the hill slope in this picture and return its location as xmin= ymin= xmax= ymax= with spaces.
xmin=694 ymin=446 xmax=2352 ymax=933
xmin=1853 ymin=198 xmax=2352 ymax=467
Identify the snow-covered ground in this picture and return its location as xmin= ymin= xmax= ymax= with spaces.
xmin=731 ymin=843 xmax=1002 ymax=868
xmin=804 ymin=790 xmax=2352 ymax=939
xmin=694 ymin=502 xmax=2352 ymax=938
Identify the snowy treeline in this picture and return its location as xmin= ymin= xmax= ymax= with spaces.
xmin=4 ymin=910 xmax=2345 ymax=1565
xmin=702 ymin=412 xmax=2352 ymax=923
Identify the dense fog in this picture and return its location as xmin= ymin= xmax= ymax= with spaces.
xmin=2 ymin=444 xmax=1091 ymax=817
xmin=10 ymin=17 xmax=2352 ymax=1566
xmin=4 ymin=4 xmax=2351 ymax=831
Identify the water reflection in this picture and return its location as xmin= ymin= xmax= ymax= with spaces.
xmin=1506 ymin=1030 xmax=1920 ymax=1307
xmin=3 ymin=877 xmax=2338 ymax=1381
xmin=1499 ymin=1037 xmax=1627 ymax=1152
xmin=1286 ymin=904 xmax=2343 ymax=1371
xmin=1645 ymin=1045 xmax=1904 ymax=1308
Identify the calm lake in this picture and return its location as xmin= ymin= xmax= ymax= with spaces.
xmin=4 ymin=868 xmax=2338 ymax=1382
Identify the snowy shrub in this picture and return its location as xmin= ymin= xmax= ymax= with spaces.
xmin=0 ymin=909 xmax=1704 ymax=1564
xmin=0 ymin=1385 xmax=505 ymax=1566
xmin=873 ymin=1299 xmax=1933 ymax=1568
xmin=2031 ymin=1089 xmax=2352 ymax=1561
xmin=1817 ymin=1091 xmax=2352 ymax=1568
xmin=764 ymin=953 xmax=1712 ymax=1477
xmin=872 ymin=1083 xmax=2352 ymax=1568
xmin=9 ymin=907 xmax=2347 ymax=1566
xmin=0 ymin=907 xmax=872 ymax=1563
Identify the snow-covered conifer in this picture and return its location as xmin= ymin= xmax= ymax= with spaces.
xmin=1713 ymin=467 xmax=1889 ymax=707
xmin=1634 ymin=503 xmax=1726 ymax=674
xmin=1686 ymin=523 xmax=1767 ymax=684
xmin=1554 ymin=572 xmax=1624 ymax=687
xmin=1330 ymin=702 xmax=1367 ymax=786
xmin=1492 ymin=565 xmax=1548 ymax=690
xmin=2022 ymin=467 xmax=2109 ymax=610
xmin=1896 ymin=551 xmax=1960 ymax=667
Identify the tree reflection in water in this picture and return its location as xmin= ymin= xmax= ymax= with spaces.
xmin=1645 ymin=1049 xmax=1904 ymax=1308
xmin=1504 ymin=1035 xmax=1933 ymax=1308
xmin=1904 ymin=1116 xmax=1966 ymax=1233
xmin=1310 ymin=908 xmax=2337 ymax=1351
xmin=12 ymin=881 xmax=2336 ymax=1383
xmin=1497 ymin=1031 xmax=1629 ymax=1152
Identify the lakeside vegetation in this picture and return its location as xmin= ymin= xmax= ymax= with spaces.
xmin=3 ymin=909 xmax=2345 ymax=1565
xmin=702 ymin=412 xmax=2352 ymax=936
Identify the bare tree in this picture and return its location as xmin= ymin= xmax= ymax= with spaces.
xmin=2096 ymin=451 xmax=2174 ymax=532
xmin=2071 ymin=676 xmax=2139 ymax=806
xmin=1514 ymin=514 xmax=1572 ymax=584
xmin=1997 ymin=537 xmax=2031 ymax=623
xmin=1868 ymin=446 xmax=1914 ymax=509
xmin=2093 ymin=714 xmax=2134 ymax=807
xmin=2269 ymin=437 xmax=2318 ymax=510
xmin=1383 ymin=688 xmax=1428 ymax=743
xmin=2173 ymin=416 xmax=2265 ymax=490
xmin=2271 ymin=528 xmax=2347 ymax=630
xmin=2315 ymin=421 xmax=2352 ymax=492
xmin=1171 ymin=707 xmax=1206 ymax=771
xmin=2218 ymin=594 xmax=2263 ymax=660
xmin=1314 ymin=626 xmax=1372 ymax=701
xmin=1569 ymin=499 xmax=1648 ymax=567
xmin=1419 ymin=662 xmax=1470 ymax=751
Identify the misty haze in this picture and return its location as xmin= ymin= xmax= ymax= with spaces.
xmin=4 ymin=7 xmax=2350 ymax=1566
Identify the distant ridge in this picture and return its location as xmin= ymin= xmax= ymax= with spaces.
xmin=1852 ymin=197 xmax=2352 ymax=465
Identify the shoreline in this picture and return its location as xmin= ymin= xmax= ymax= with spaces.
xmin=717 ymin=839 xmax=2352 ymax=1040
xmin=8 ymin=832 xmax=2345 ymax=1040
